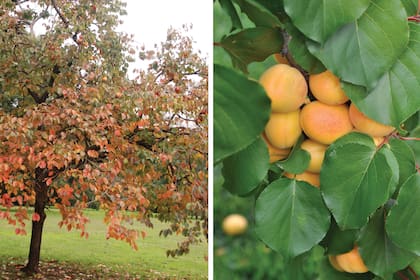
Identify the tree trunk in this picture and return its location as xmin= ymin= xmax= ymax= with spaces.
xmin=21 ymin=182 xmax=48 ymax=274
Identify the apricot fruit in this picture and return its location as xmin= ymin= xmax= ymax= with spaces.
xmin=284 ymin=171 xmax=320 ymax=188
xmin=348 ymin=103 xmax=395 ymax=137
xmin=300 ymin=139 xmax=328 ymax=173
xmin=222 ymin=214 xmax=248 ymax=236
xmin=309 ymin=70 xmax=349 ymax=105
xmin=300 ymin=101 xmax=353 ymax=145
xmin=265 ymin=110 xmax=302 ymax=149
xmin=328 ymin=255 xmax=344 ymax=272
xmin=334 ymin=246 xmax=369 ymax=273
xmin=262 ymin=133 xmax=291 ymax=163
xmin=259 ymin=64 xmax=308 ymax=113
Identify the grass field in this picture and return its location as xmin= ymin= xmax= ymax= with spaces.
xmin=0 ymin=208 xmax=208 ymax=279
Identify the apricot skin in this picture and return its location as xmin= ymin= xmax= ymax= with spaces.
xmin=284 ymin=171 xmax=320 ymax=188
xmin=265 ymin=110 xmax=302 ymax=149
xmin=262 ymin=133 xmax=291 ymax=163
xmin=222 ymin=214 xmax=248 ymax=236
xmin=300 ymin=139 xmax=328 ymax=173
xmin=300 ymin=101 xmax=353 ymax=145
xmin=309 ymin=70 xmax=349 ymax=105
xmin=259 ymin=64 xmax=308 ymax=113
xmin=349 ymin=103 xmax=395 ymax=137
xmin=335 ymin=246 xmax=369 ymax=273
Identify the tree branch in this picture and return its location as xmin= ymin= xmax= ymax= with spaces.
xmin=51 ymin=0 xmax=69 ymax=27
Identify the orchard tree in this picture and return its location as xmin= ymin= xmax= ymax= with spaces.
xmin=214 ymin=0 xmax=419 ymax=279
xmin=0 ymin=0 xmax=207 ymax=274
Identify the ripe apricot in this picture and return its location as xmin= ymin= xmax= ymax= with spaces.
xmin=265 ymin=110 xmax=302 ymax=149
xmin=328 ymin=255 xmax=344 ymax=272
xmin=309 ymin=70 xmax=349 ymax=105
xmin=348 ymin=103 xmax=395 ymax=137
xmin=300 ymin=101 xmax=353 ymax=145
xmin=259 ymin=64 xmax=308 ymax=113
xmin=300 ymin=139 xmax=328 ymax=173
xmin=284 ymin=171 xmax=320 ymax=188
xmin=262 ymin=133 xmax=291 ymax=163
xmin=335 ymin=246 xmax=368 ymax=273
xmin=222 ymin=214 xmax=248 ymax=236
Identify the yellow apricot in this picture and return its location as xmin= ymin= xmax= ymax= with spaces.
xmin=300 ymin=139 xmax=328 ymax=173
xmin=259 ymin=64 xmax=308 ymax=113
xmin=300 ymin=101 xmax=353 ymax=145
xmin=222 ymin=214 xmax=248 ymax=236
xmin=262 ymin=133 xmax=291 ymax=163
xmin=284 ymin=171 xmax=320 ymax=188
xmin=309 ymin=70 xmax=349 ymax=105
xmin=265 ymin=110 xmax=302 ymax=149
xmin=349 ymin=103 xmax=395 ymax=137
xmin=328 ymin=255 xmax=344 ymax=272
xmin=335 ymin=246 xmax=368 ymax=273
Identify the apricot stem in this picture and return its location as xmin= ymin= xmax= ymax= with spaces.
xmin=397 ymin=271 xmax=410 ymax=280
xmin=408 ymin=265 xmax=419 ymax=280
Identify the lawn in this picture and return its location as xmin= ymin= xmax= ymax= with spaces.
xmin=0 ymin=208 xmax=208 ymax=279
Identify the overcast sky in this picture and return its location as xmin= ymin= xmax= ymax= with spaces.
xmin=118 ymin=0 xmax=212 ymax=65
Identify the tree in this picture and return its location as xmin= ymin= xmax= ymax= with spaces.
xmin=214 ymin=0 xmax=419 ymax=279
xmin=0 ymin=0 xmax=207 ymax=274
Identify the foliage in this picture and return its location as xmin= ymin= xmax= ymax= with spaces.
xmin=0 ymin=0 xmax=207 ymax=273
xmin=214 ymin=0 xmax=420 ymax=279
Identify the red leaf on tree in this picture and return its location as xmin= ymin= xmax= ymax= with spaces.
xmin=32 ymin=213 xmax=41 ymax=222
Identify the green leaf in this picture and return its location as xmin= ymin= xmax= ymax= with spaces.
xmin=388 ymin=138 xmax=417 ymax=192
xmin=222 ymin=137 xmax=270 ymax=196
xmin=308 ymin=0 xmax=409 ymax=89
xmin=220 ymin=27 xmax=284 ymax=73
xmin=386 ymin=173 xmax=420 ymax=256
xmin=214 ymin=0 xmax=234 ymax=42
xmin=218 ymin=0 xmax=243 ymax=32
xmin=358 ymin=208 xmax=417 ymax=278
xmin=322 ymin=217 xmax=358 ymax=255
xmin=255 ymin=177 xmax=331 ymax=259
xmin=275 ymin=135 xmax=310 ymax=174
xmin=284 ymin=0 xmax=370 ymax=43
xmin=345 ymin=23 xmax=420 ymax=128
xmin=285 ymin=23 xmax=326 ymax=74
xmin=318 ymin=257 xmax=374 ymax=280
xmin=233 ymin=0 xmax=283 ymax=28
xmin=214 ymin=64 xmax=271 ymax=163
xmin=401 ymin=0 xmax=419 ymax=15
xmin=320 ymin=132 xmax=399 ymax=229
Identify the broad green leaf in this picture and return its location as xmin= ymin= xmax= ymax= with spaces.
xmin=275 ymin=135 xmax=310 ymax=174
xmin=318 ymin=257 xmax=374 ymax=280
xmin=308 ymin=0 xmax=409 ymax=89
xmin=320 ymin=132 xmax=399 ymax=229
xmin=222 ymin=137 xmax=270 ymax=196
xmin=345 ymin=23 xmax=420 ymax=128
xmin=322 ymin=217 xmax=358 ymax=255
xmin=214 ymin=163 xmax=225 ymax=191
xmin=233 ymin=0 xmax=283 ymax=28
xmin=401 ymin=0 xmax=419 ymax=15
xmin=218 ymin=0 xmax=243 ymax=32
xmin=255 ymin=177 xmax=331 ymax=259
xmin=214 ymin=64 xmax=270 ymax=163
xmin=247 ymin=54 xmax=278 ymax=81
xmin=388 ymin=138 xmax=417 ymax=191
xmin=358 ymin=208 xmax=417 ymax=278
xmin=220 ymin=27 xmax=284 ymax=73
xmin=386 ymin=173 xmax=420 ymax=256
xmin=285 ymin=22 xmax=326 ymax=74
xmin=284 ymin=0 xmax=370 ymax=43
xmin=406 ymin=125 xmax=420 ymax=164
xmin=214 ymin=0 xmax=234 ymax=42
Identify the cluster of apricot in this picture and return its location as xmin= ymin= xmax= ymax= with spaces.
xmin=259 ymin=55 xmax=395 ymax=273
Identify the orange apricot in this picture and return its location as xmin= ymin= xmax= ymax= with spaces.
xmin=335 ymin=246 xmax=368 ymax=273
xmin=309 ymin=70 xmax=349 ymax=105
xmin=348 ymin=103 xmax=395 ymax=137
xmin=300 ymin=101 xmax=353 ymax=145
xmin=300 ymin=139 xmax=328 ymax=173
xmin=259 ymin=64 xmax=308 ymax=113
xmin=265 ymin=110 xmax=302 ymax=149
xmin=284 ymin=171 xmax=320 ymax=188
xmin=262 ymin=133 xmax=291 ymax=163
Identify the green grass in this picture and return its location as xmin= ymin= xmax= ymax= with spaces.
xmin=0 ymin=208 xmax=208 ymax=279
